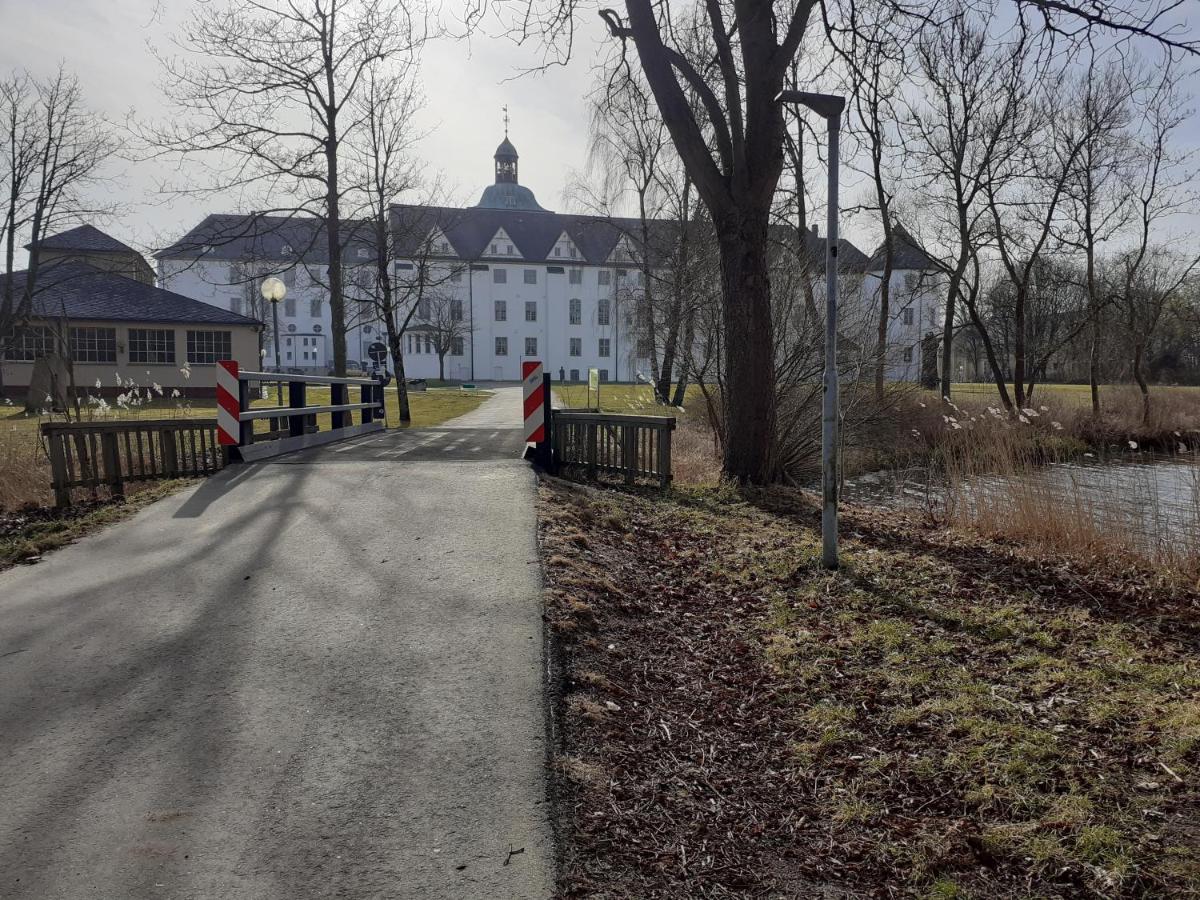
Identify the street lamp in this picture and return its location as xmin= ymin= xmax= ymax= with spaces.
xmin=775 ymin=89 xmax=845 ymax=570
xmin=261 ymin=275 xmax=287 ymax=404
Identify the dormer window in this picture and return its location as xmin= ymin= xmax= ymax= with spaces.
xmin=554 ymin=247 xmax=561 ymax=257
xmin=281 ymin=243 xmax=292 ymax=257
xmin=506 ymin=244 xmax=514 ymax=255
xmin=357 ymin=248 xmax=369 ymax=259
xmin=490 ymin=242 xmax=498 ymax=254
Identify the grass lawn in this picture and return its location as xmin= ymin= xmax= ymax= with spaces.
xmin=540 ymin=478 xmax=1200 ymax=897
xmin=554 ymin=382 xmax=706 ymax=413
xmin=948 ymin=382 xmax=1200 ymax=408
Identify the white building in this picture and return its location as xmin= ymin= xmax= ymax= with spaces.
xmin=157 ymin=135 xmax=662 ymax=382
xmin=156 ymin=134 xmax=941 ymax=384
xmin=860 ymin=225 xmax=944 ymax=382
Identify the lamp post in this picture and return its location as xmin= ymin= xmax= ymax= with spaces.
xmin=775 ymin=89 xmax=845 ymax=570
xmin=261 ymin=276 xmax=287 ymax=405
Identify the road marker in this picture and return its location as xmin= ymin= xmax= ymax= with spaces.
xmin=523 ymin=360 xmax=546 ymax=444
xmin=216 ymin=360 xmax=240 ymax=446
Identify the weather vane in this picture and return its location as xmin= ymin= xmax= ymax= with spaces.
xmin=502 ymin=104 xmax=510 ymax=136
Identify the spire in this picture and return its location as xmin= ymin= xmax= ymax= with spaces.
xmin=494 ymin=116 xmax=519 ymax=185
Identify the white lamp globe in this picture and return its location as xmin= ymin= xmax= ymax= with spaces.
xmin=261 ymin=276 xmax=287 ymax=302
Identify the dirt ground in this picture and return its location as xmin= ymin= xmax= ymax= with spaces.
xmin=538 ymin=477 xmax=1200 ymax=898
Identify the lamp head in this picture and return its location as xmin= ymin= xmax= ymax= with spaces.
xmin=261 ymin=276 xmax=287 ymax=302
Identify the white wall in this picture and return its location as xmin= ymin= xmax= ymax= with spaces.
xmin=160 ymin=255 xmax=644 ymax=382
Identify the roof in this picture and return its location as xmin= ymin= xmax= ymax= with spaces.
xmin=28 ymin=224 xmax=140 ymax=255
xmin=494 ymin=137 xmax=518 ymax=159
xmin=768 ymin=225 xmax=871 ymax=273
xmin=390 ymin=204 xmax=690 ymax=267
xmin=155 ymin=214 xmax=373 ymax=263
xmin=5 ymin=261 xmax=262 ymax=326
xmin=867 ymin=223 xmax=936 ymax=272
xmin=476 ymin=181 xmax=547 ymax=212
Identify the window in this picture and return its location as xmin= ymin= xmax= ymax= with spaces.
xmin=411 ymin=333 xmax=421 ymax=354
xmin=569 ymin=368 xmax=579 ymax=381
xmin=450 ymin=298 xmax=463 ymax=321
xmin=905 ymin=271 xmax=919 ymax=291
xmin=70 ymin=327 xmax=117 ymax=363
xmin=424 ymin=334 xmax=432 ymax=354
xmin=903 ymin=346 xmax=914 ymax=363
xmin=358 ymin=299 xmax=372 ymax=321
xmin=617 ymin=268 xmax=628 ymax=279
xmin=490 ymin=242 xmax=497 ymax=254
xmin=281 ymin=243 xmax=293 ymax=257
xmin=597 ymin=298 xmax=611 ymax=326
xmin=598 ymin=338 xmax=611 ymax=358
xmin=598 ymin=269 xmax=611 ymax=286
xmin=568 ymin=268 xmax=582 ymax=285
xmin=406 ymin=334 xmax=412 ymax=353
xmin=230 ymin=296 xmax=244 ymax=316
xmin=637 ymin=337 xmax=653 ymax=358
xmin=494 ymin=300 xmax=507 ymax=321
xmin=357 ymin=248 xmax=369 ymax=259
xmin=128 ymin=328 xmax=175 ymax=364
xmin=554 ymin=246 xmax=562 ymax=257
xmin=524 ymin=337 xmax=537 ymax=357
xmin=524 ymin=269 xmax=537 ymax=284
xmin=525 ymin=301 xmax=537 ymax=322
xmin=636 ymin=271 xmax=644 ymax=286
xmin=569 ymin=337 xmax=581 ymax=357
xmin=902 ymin=307 xmax=914 ymax=326
xmin=186 ymin=330 xmax=232 ymax=364
xmin=284 ymin=297 xmax=297 ymax=317
xmin=569 ymin=297 xmax=581 ymax=325
xmin=569 ymin=246 xmax=577 ymax=259
xmin=495 ymin=336 xmax=508 ymax=356
xmin=281 ymin=268 xmax=296 ymax=288
xmin=450 ymin=269 xmax=463 ymax=282
xmin=493 ymin=267 xmax=507 ymax=284
xmin=310 ymin=297 xmax=323 ymax=318
xmin=451 ymin=337 xmax=464 ymax=356
xmin=417 ymin=298 xmax=430 ymax=320
xmin=506 ymin=244 xmax=514 ymax=255
xmin=599 ymin=368 xmax=609 ymax=382
xmin=7 ymin=325 xmax=55 ymax=361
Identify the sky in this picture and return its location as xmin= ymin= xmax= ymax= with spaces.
xmin=2 ymin=0 xmax=1198 ymax=265
xmin=0 ymin=0 xmax=613 ymax=259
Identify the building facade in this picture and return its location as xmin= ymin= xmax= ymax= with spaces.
xmin=2 ymin=225 xmax=262 ymax=401
xmin=156 ymin=136 xmax=944 ymax=385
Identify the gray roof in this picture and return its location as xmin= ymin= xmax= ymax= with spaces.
xmin=6 ymin=261 xmax=262 ymax=326
xmin=494 ymin=137 xmax=518 ymax=159
xmin=767 ymin=225 xmax=871 ymax=273
xmin=390 ymin=204 xmax=694 ymax=267
xmin=155 ymin=214 xmax=373 ymax=263
xmin=29 ymin=224 xmax=140 ymax=255
xmin=476 ymin=181 xmax=548 ymax=212
xmin=867 ymin=223 xmax=936 ymax=272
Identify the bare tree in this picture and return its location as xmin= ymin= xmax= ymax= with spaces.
xmin=1 ymin=67 xmax=116 ymax=366
xmin=348 ymin=57 xmax=424 ymax=421
xmin=1111 ymin=74 xmax=1198 ymax=422
xmin=906 ymin=4 xmax=1032 ymax=406
xmin=151 ymin=0 xmax=425 ymax=376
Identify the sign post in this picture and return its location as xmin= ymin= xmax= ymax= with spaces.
xmin=522 ymin=360 xmax=552 ymax=468
xmin=216 ymin=360 xmax=241 ymax=461
xmin=587 ymin=367 xmax=599 ymax=411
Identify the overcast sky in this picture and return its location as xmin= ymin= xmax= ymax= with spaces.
xmin=2 ymin=0 xmax=1198 ymax=264
xmin=0 ymin=0 xmax=615 ymax=258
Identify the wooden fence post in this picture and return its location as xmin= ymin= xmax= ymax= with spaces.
xmin=586 ymin=423 xmax=598 ymax=480
xmin=46 ymin=431 xmax=71 ymax=508
xmin=161 ymin=427 xmax=179 ymax=478
xmin=658 ymin=425 xmax=672 ymax=489
xmin=101 ymin=431 xmax=124 ymax=497
xmin=622 ymin=425 xmax=636 ymax=485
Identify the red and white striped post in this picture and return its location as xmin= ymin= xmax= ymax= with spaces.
xmin=523 ymin=359 xmax=553 ymax=468
xmin=216 ymin=360 xmax=241 ymax=456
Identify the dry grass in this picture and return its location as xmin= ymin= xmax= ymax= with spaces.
xmin=0 ymin=425 xmax=51 ymax=510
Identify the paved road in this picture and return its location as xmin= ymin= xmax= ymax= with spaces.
xmin=0 ymin=386 xmax=552 ymax=899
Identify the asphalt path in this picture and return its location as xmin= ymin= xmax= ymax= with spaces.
xmin=0 ymin=386 xmax=552 ymax=899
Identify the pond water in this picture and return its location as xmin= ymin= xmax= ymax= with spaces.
xmin=843 ymin=454 xmax=1200 ymax=552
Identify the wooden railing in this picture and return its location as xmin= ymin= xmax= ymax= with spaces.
xmin=41 ymin=418 xmax=223 ymax=508
xmin=551 ymin=410 xmax=675 ymax=488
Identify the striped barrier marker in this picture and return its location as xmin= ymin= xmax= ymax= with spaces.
xmin=216 ymin=360 xmax=240 ymax=446
xmin=523 ymin=360 xmax=546 ymax=444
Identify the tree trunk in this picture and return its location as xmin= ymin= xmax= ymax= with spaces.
xmin=1132 ymin=340 xmax=1151 ymax=425
xmin=939 ymin=269 xmax=962 ymax=400
xmin=874 ymin=258 xmax=892 ymax=399
xmin=1013 ymin=285 xmax=1027 ymax=409
xmin=438 ymin=352 xmax=445 ymax=382
xmin=717 ymin=218 xmax=776 ymax=483
xmin=670 ymin=304 xmax=697 ymax=407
